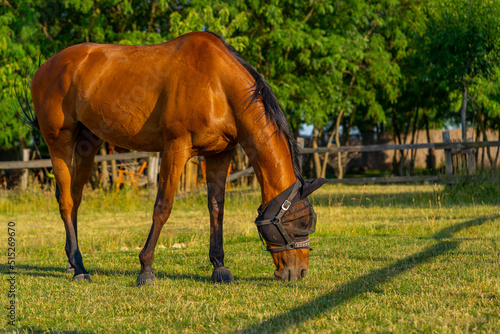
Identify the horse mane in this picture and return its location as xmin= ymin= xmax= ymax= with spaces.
xmin=209 ymin=32 xmax=303 ymax=180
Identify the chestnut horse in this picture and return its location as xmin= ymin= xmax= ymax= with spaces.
xmin=22 ymin=32 xmax=326 ymax=284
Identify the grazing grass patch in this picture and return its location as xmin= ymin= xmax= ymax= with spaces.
xmin=1 ymin=182 xmax=499 ymax=333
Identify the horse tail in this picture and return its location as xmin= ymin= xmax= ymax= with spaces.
xmin=15 ymin=72 xmax=54 ymax=178
xmin=209 ymin=32 xmax=303 ymax=179
xmin=16 ymin=74 xmax=40 ymax=132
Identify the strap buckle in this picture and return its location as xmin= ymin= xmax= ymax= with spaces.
xmin=282 ymin=200 xmax=291 ymax=211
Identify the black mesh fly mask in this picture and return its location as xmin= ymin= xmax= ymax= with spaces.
xmin=254 ymin=179 xmax=327 ymax=253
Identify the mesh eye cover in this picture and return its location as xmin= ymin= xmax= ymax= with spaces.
xmin=281 ymin=200 xmax=317 ymax=237
xmin=256 ymin=199 xmax=317 ymax=245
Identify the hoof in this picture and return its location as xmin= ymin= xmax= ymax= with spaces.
xmin=73 ymin=273 xmax=91 ymax=282
xmin=211 ymin=266 xmax=234 ymax=283
xmin=67 ymin=264 xmax=75 ymax=274
xmin=136 ymin=272 xmax=156 ymax=286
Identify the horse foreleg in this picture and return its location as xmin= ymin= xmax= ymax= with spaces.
xmin=136 ymin=141 xmax=191 ymax=286
xmin=205 ymin=149 xmax=235 ymax=283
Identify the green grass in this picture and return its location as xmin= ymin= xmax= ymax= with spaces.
xmin=1 ymin=182 xmax=499 ymax=333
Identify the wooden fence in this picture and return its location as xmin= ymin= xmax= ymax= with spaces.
xmin=2 ymin=131 xmax=500 ymax=189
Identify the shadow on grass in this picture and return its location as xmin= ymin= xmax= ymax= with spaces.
xmin=2 ymin=263 xmax=276 ymax=285
xmin=0 ymin=262 xmax=210 ymax=282
xmin=0 ymin=264 xmax=67 ymax=278
xmin=10 ymin=328 xmax=92 ymax=334
xmin=233 ymin=215 xmax=497 ymax=334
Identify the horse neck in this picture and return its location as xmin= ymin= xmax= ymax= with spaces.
xmin=237 ymin=114 xmax=297 ymax=206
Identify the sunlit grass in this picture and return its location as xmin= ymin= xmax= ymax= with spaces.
xmin=1 ymin=182 xmax=499 ymax=333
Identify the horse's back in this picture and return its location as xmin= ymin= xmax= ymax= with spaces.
xmin=31 ymin=32 xmax=247 ymax=152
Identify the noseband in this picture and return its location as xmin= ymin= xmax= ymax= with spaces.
xmin=254 ymin=180 xmax=317 ymax=253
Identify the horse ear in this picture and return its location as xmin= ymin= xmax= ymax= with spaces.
xmin=299 ymin=178 xmax=328 ymax=199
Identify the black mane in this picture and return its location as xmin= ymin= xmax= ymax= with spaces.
xmin=209 ymin=32 xmax=303 ymax=180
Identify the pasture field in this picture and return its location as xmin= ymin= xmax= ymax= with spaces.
xmin=1 ymin=181 xmax=499 ymax=333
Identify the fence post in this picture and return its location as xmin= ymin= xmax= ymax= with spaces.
xmin=148 ymin=152 xmax=159 ymax=193
xmin=99 ymin=146 xmax=109 ymax=189
xmin=111 ymin=158 xmax=117 ymax=184
xmin=467 ymin=139 xmax=475 ymax=174
xmin=297 ymin=137 xmax=304 ymax=169
xmin=442 ymin=131 xmax=453 ymax=182
xmin=21 ymin=148 xmax=31 ymax=189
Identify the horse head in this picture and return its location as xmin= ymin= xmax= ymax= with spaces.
xmin=255 ymin=178 xmax=327 ymax=281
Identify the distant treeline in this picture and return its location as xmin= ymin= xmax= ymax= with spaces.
xmin=2 ymin=0 xmax=499 ymax=177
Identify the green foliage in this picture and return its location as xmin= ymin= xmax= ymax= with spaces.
xmin=0 ymin=2 xmax=43 ymax=150
xmin=418 ymin=0 xmax=500 ymax=132
xmin=168 ymin=5 xmax=249 ymax=51
xmin=1 ymin=0 xmax=500 ymax=152
xmin=471 ymin=68 xmax=500 ymax=121
xmin=423 ymin=0 xmax=500 ymax=89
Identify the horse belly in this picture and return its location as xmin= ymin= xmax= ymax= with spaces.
xmin=76 ymin=73 xmax=166 ymax=151
xmin=78 ymin=108 xmax=165 ymax=152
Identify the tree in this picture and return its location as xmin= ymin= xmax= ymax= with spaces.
xmin=421 ymin=0 xmax=500 ymax=142
xmin=0 ymin=2 xmax=44 ymax=154
xmin=2 ymin=0 xmax=500 ymax=179
xmin=469 ymin=68 xmax=500 ymax=168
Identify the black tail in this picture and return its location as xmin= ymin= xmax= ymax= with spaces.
xmin=15 ymin=72 xmax=48 ymax=164
xmin=209 ymin=32 xmax=303 ymax=180
xmin=16 ymin=72 xmax=39 ymax=132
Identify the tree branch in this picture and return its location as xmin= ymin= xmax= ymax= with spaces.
xmin=3 ymin=0 xmax=13 ymax=9
xmin=363 ymin=22 xmax=379 ymax=40
xmin=303 ymin=1 xmax=317 ymax=23
xmin=148 ymin=0 xmax=158 ymax=33
xmin=39 ymin=23 xmax=54 ymax=42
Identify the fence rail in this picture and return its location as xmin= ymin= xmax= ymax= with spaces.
xmin=2 ymin=133 xmax=499 ymax=188
xmin=301 ymin=140 xmax=500 ymax=154
xmin=3 ymin=141 xmax=499 ymax=170
xmin=0 ymin=151 xmax=156 ymax=170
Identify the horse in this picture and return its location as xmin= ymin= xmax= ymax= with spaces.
xmin=21 ymin=31 xmax=327 ymax=284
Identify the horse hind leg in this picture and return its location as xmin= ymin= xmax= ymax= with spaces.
xmin=54 ymin=184 xmax=74 ymax=274
xmin=48 ymin=124 xmax=102 ymax=281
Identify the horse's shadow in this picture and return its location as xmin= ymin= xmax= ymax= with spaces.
xmin=1 ymin=263 xmax=274 ymax=284
xmin=8 ymin=328 xmax=92 ymax=334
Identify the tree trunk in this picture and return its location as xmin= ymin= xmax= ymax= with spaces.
xmin=391 ymin=108 xmax=406 ymax=176
xmin=495 ymin=121 xmax=500 ymax=168
xmin=323 ymin=74 xmax=356 ymax=179
xmin=480 ymin=111 xmax=494 ymax=167
xmin=321 ymin=109 xmax=344 ymax=178
xmin=344 ymin=106 xmax=357 ymax=147
xmin=461 ymin=76 xmax=468 ymax=142
xmin=423 ymin=111 xmax=436 ymax=173
xmin=335 ymin=109 xmax=344 ymax=179
xmin=474 ymin=108 xmax=481 ymax=169
xmin=460 ymin=76 xmax=469 ymax=172
xmin=312 ymin=126 xmax=323 ymax=178
xmin=409 ymin=107 xmax=420 ymax=175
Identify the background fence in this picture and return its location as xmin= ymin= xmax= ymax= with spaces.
xmin=1 ymin=131 xmax=499 ymax=190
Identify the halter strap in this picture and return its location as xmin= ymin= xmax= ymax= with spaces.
xmin=255 ymin=180 xmax=302 ymax=226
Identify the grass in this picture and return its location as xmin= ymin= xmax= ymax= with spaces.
xmin=0 ymin=181 xmax=499 ymax=333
